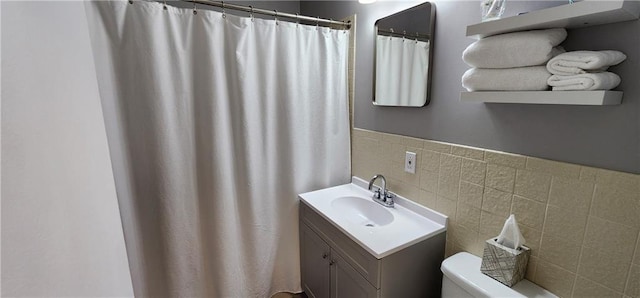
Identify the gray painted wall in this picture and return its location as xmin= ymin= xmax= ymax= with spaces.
xmin=301 ymin=1 xmax=640 ymax=174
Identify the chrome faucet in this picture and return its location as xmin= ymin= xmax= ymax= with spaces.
xmin=368 ymin=174 xmax=395 ymax=207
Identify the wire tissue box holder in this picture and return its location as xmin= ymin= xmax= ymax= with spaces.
xmin=480 ymin=238 xmax=531 ymax=287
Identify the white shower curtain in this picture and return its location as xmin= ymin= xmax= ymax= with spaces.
xmin=375 ymin=35 xmax=429 ymax=106
xmin=85 ymin=1 xmax=350 ymax=296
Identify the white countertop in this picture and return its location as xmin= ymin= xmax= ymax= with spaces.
xmin=298 ymin=177 xmax=448 ymax=259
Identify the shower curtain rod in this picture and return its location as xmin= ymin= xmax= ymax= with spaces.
xmin=179 ymin=0 xmax=351 ymax=29
xmin=378 ymin=29 xmax=430 ymax=40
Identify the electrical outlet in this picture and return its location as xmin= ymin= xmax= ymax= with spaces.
xmin=405 ymin=151 xmax=417 ymax=174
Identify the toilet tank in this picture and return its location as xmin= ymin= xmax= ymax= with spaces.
xmin=441 ymin=252 xmax=557 ymax=298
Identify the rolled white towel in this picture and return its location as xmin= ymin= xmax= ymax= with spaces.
xmin=462 ymin=66 xmax=551 ymax=91
xmin=463 ymin=28 xmax=567 ymax=69
xmin=546 ymin=50 xmax=627 ymax=75
xmin=547 ymin=72 xmax=621 ymax=91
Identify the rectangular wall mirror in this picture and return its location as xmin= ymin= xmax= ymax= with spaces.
xmin=373 ymin=2 xmax=436 ymax=107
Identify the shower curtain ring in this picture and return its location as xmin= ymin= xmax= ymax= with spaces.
xmin=274 ymin=10 xmax=278 ymax=25
xmin=128 ymin=0 xmax=133 ymax=4
xmin=316 ymin=16 xmax=319 ymax=29
xmin=295 ymin=13 xmax=299 ymax=26
xmin=222 ymin=1 xmax=227 ymax=18
xmin=163 ymin=0 xmax=167 ymax=10
xmin=193 ymin=3 xmax=197 ymax=15
xmin=249 ymin=6 xmax=254 ymax=22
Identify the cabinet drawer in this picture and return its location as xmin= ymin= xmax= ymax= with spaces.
xmin=300 ymin=202 xmax=381 ymax=288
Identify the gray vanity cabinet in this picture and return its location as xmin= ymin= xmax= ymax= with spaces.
xmin=301 ymin=223 xmax=377 ymax=298
xmin=299 ymin=201 xmax=445 ymax=298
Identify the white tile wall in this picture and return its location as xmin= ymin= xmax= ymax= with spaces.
xmin=351 ymin=128 xmax=640 ymax=298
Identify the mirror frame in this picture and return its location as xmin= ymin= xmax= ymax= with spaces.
xmin=373 ymin=2 xmax=436 ymax=107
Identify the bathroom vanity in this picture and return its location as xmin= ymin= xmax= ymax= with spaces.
xmin=298 ymin=178 xmax=447 ymax=297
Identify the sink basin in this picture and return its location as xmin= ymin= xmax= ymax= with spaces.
xmin=298 ymin=177 xmax=447 ymax=258
xmin=331 ymin=196 xmax=394 ymax=227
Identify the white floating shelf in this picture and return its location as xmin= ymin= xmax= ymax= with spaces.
xmin=467 ymin=0 xmax=640 ymax=39
xmin=460 ymin=91 xmax=622 ymax=105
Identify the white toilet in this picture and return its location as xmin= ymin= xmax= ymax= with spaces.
xmin=441 ymin=252 xmax=557 ymax=298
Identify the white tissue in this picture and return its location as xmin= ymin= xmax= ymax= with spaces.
xmin=496 ymin=214 xmax=526 ymax=250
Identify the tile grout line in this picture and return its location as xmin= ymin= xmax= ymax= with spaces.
xmin=622 ymin=230 xmax=640 ymax=296
xmin=570 ymin=172 xmax=602 ymax=297
xmin=534 ymin=171 xmax=555 ymax=286
xmin=577 ymin=275 xmax=625 ymax=297
xmin=357 ymin=128 xmax=638 ymax=176
xmin=479 ymin=155 xmax=491 ymax=231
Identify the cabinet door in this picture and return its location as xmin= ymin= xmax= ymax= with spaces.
xmin=301 ymin=202 xmax=381 ymax=287
xmin=301 ymin=223 xmax=331 ymax=298
xmin=330 ymin=250 xmax=378 ymax=298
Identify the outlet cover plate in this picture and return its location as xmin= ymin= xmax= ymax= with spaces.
xmin=405 ymin=151 xmax=417 ymax=174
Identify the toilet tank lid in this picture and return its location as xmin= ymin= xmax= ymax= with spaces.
xmin=441 ymin=252 xmax=557 ymax=298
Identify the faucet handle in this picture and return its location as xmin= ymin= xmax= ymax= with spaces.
xmin=383 ymin=191 xmax=395 ymax=204
xmin=373 ymin=188 xmax=382 ymax=199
